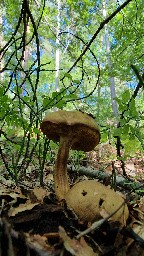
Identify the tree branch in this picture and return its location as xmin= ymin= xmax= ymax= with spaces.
xmin=61 ymin=0 xmax=133 ymax=81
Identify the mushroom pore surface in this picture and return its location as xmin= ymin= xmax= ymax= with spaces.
xmin=65 ymin=180 xmax=129 ymax=225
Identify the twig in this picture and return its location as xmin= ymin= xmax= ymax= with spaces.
xmin=60 ymin=0 xmax=132 ymax=80
xmin=76 ymin=201 xmax=127 ymax=239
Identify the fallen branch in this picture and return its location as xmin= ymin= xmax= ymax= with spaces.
xmin=67 ymin=165 xmax=143 ymax=191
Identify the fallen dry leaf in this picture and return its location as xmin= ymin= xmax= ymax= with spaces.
xmin=133 ymin=224 xmax=144 ymax=240
xmin=8 ymin=200 xmax=39 ymax=217
xmin=26 ymin=233 xmax=52 ymax=250
xmin=0 ymin=189 xmax=26 ymax=200
xmin=139 ymin=196 xmax=144 ymax=212
xmin=33 ymin=187 xmax=48 ymax=202
xmin=59 ymin=226 xmax=99 ymax=256
xmin=133 ymin=197 xmax=144 ymax=223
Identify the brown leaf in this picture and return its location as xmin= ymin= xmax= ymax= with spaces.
xmin=26 ymin=233 xmax=51 ymax=250
xmin=0 ymin=188 xmax=26 ymax=200
xmin=133 ymin=224 xmax=144 ymax=240
xmin=59 ymin=226 xmax=98 ymax=256
xmin=8 ymin=200 xmax=39 ymax=217
xmin=33 ymin=187 xmax=48 ymax=202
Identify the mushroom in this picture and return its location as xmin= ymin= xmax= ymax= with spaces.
xmin=65 ymin=180 xmax=129 ymax=225
xmin=40 ymin=110 xmax=100 ymax=200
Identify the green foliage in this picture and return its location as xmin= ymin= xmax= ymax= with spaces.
xmin=114 ymin=85 xmax=144 ymax=156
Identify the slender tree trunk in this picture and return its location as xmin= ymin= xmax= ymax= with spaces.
xmin=0 ymin=8 xmax=4 ymax=81
xmin=97 ymin=35 xmax=103 ymax=119
xmin=102 ymin=0 xmax=118 ymax=117
xmin=55 ymin=0 xmax=61 ymax=92
xmin=21 ymin=22 xmax=30 ymax=97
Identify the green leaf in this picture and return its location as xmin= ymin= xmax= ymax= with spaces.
xmin=0 ymin=87 xmax=5 ymax=95
xmin=56 ymin=100 xmax=66 ymax=109
xmin=115 ymin=97 xmax=125 ymax=111
xmin=129 ymin=125 xmax=135 ymax=134
xmin=66 ymin=93 xmax=77 ymax=100
xmin=123 ymin=124 xmax=129 ymax=134
xmin=118 ymin=103 xmax=126 ymax=112
xmin=121 ymin=89 xmax=130 ymax=103
xmin=64 ymin=73 xmax=72 ymax=80
xmin=117 ymin=156 xmax=127 ymax=161
xmin=73 ymin=80 xmax=80 ymax=83
xmin=43 ymin=98 xmax=51 ymax=108
xmin=14 ymin=86 xmax=23 ymax=95
xmin=113 ymin=127 xmax=122 ymax=136
xmin=52 ymin=91 xmax=59 ymax=98
xmin=129 ymin=134 xmax=135 ymax=140
xmin=33 ymin=128 xmax=40 ymax=134
xmin=129 ymin=98 xmax=138 ymax=116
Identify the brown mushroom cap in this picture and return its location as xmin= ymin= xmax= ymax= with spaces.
xmin=65 ymin=180 xmax=129 ymax=225
xmin=40 ymin=110 xmax=100 ymax=152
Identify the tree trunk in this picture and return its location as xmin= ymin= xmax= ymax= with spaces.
xmin=55 ymin=0 xmax=61 ymax=92
xmin=0 ymin=7 xmax=4 ymax=81
xmin=97 ymin=35 xmax=103 ymax=119
xmin=102 ymin=0 xmax=118 ymax=117
xmin=21 ymin=21 xmax=30 ymax=97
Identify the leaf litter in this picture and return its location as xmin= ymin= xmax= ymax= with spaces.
xmin=0 ymin=153 xmax=144 ymax=256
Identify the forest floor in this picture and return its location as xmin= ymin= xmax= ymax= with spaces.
xmin=0 ymin=145 xmax=144 ymax=256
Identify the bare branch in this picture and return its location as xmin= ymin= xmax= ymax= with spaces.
xmin=61 ymin=0 xmax=133 ymax=81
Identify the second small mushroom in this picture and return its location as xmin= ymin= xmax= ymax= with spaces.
xmin=40 ymin=110 xmax=100 ymax=200
xmin=65 ymin=180 xmax=129 ymax=225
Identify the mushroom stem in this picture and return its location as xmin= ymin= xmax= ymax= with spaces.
xmin=54 ymin=136 xmax=71 ymax=200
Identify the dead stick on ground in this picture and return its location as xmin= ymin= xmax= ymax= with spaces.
xmin=67 ymin=165 xmax=142 ymax=190
xmin=76 ymin=201 xmax=127 ymax=239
